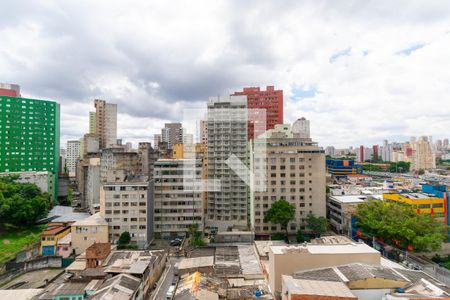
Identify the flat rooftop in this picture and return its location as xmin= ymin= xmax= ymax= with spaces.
xmin=329 ymin=195 xmax=368 ymax=203
xmin=282 ymin=276 xmax=356 ymax=298
xmin=271 ymin=242 xmax=380 ymax=255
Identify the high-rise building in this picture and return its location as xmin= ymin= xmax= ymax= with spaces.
xmin=89 ymin=112 xmax=96 ymax=134
xmin=250 ymin=122 xmax=326 ymax=237
xmin=199 ymin=119 xmax=208 ymax=145
xmin=0 ymin=95 xmax=60 ymax=201
xmin=100 ymin=180 xmax=153 ymax=248
xmin=443 ymin=139 xmax=449 ymax=149
xmin=381 ymin=140 xmax=392 ymax=162
xmin=411 ymin=136 xmax=436 ymax=170
xmin=66 ymin=140 xmax=81 ymax=175
xmin=153 ymin=134 xmax=162 ymax=150
xmin=372 ymin=145 xmax=379 ymax=161
xmin=153 ymin=159 xmax=204 ymax=238
xmin=206 ymin=95 xmax=248 ymax=231
xmin=292 ymin=117 xmax=310 ymax=139
xmin=137 ymin=142 xmax=158 ymax=181
xmin=94 ymin=99 xmax=117 ymax=149
xmin=0 ymin=83 xmax=21 ymax=97
xmin=358 ymin=145 xmax=365 ymax=162
xmin=232 ymin=85 xmax=283 ymax=140
xmin=161 ymin=123 xmax=183 ymax=149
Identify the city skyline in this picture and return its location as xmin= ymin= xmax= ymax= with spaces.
xmin=1 ymin=1 xmax=450 ymax=148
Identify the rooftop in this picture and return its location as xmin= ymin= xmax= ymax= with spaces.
xmin=176 ymin=256 xmax=214 ymax=270
xmin=271 ymin=242 xmax=380 ymax=255
xmin=103 ymin=250 xmax=165 ymax=275
xmin=329 ymin=194 xmax=368 ymax=203
xmin=89 ymin=274 xmax=141 ymax=300
xmin=0 ymin=289 xmax=43 ymax=300
xmin=72 ymin=213 xmax=107 ymax=226
xmin=282 ymin=276 xmax=356 ymax=298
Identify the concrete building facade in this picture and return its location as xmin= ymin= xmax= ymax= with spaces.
xmin=100 ymin=180 xmax=154 ymax=248
xmin=232 ymin=86 xmax=283 ymax=140
xmin=66 ymin=140 xmax=80 ymax=175
xmin=71 ymin=213 xmax=109 ymax=255
xmin=94 ymin=99 xmax=117 ymax=149
xmin=153 ymin=159 xmax=204 ymax=238
xmin=89 ymin=111 xmax=96 ymax=134
xmin=206 ymin=95 xmax=248 ymax=231
xmin=250 ymin=122 xmax=326 ymax=236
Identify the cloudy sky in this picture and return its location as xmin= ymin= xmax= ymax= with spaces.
xmin=1 ymin=0 xmax=449 ymax=148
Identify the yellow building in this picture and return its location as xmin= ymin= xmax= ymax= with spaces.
xmin=383 ymin=192 xmax=446 ymax=222
xmin=40 ymin=222 xmax=71 ymax=256
xmin=71 ymin=213 xmax=108 ymax=255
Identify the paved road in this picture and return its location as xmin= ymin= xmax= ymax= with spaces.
xmin=151 ymin=256 xmax=181 ymax=300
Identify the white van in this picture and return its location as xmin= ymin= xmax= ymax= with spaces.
xmin=166 ymin=285 xmax=175 ymax=299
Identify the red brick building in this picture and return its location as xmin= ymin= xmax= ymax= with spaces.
xmin=232 ymin=85 xmax=283 ymax=140
xmin=86 ymin=243 xmax=111 ymax=268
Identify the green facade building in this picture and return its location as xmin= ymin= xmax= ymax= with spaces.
xmin=0 ymin=95 xmax=60 ymax=202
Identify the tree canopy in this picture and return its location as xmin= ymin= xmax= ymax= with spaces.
xmin=264 ymin=199 xmax=295 ymax=239
xmin=118 ymin=231 xmax=131 ymax=245
xmin=0 ymin=176 xmax=51 ymax=227
xmin=355 ymin=200 xmax=447 ymax=252
xmin=306 ymin=214 xmax=328 ymax=237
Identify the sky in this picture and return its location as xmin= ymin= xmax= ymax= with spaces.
xmin=0 ymin=0 xmax=449 ymax=149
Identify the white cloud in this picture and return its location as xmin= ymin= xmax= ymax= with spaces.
xmin=0 ymin=0 xmax=449 ymax=148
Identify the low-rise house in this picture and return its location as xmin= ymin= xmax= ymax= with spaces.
xmin=89 ymin=274 xmax=141 ymax=300
xmin=268 ymin=242 xmax=380 ymax=295
xmin=86 ymin=243 xmax=111 ymax=268
xmin=281 ymin=276 xmax=357 ymax=300
xmin=56 ymin=233 xmax=72 ymax=258
xmin=102 ymin=250 xmax=167 ymax=297
xmin=71 ymin=213 xmax=108 ymax=255
xmin=40 ymin=222 xmax=71 ymax=256
xmin=175 ymin=256 xmax=215 ymax=275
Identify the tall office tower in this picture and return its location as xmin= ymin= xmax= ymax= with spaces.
xmin=206 ymin=95 xmax=248 ymax=231
xmin=89 ymin=112 xmax=96 ymax=134
xmin=94 ymin=99 xmax=117 ymax=149
xmin=100 ymin=148 xmax=140 ymax=183
xmin=232 ymin=85 xmax=283 ymax=140
xmin=411 ymin=136 xmax=436 ymax=170
xmin=250 ymin=122 xmax=326 ymax=237
xmin=0 ymin=95 xmax=60 ymax=201
xmin=66 ymin=140 xmax=81 ymax=175
xmin=0 ymin=83 xmax=21 ymax=97
xmin=153 ymin=159 xmax=204 ymax=238
xmin=100 ymin=180 xmax=153 ymax=248
xmin=153 ymin=134 xmax=162 ymax=150
xmin=292 ymin=117 xmax=310 ymax=139
xmin=161 ymin=123 xmax=183 ymax=149
xmin=435 ymin=139 xmax=443 ymax=151
xmin=199 ymin=119 xmax=208 ymax=145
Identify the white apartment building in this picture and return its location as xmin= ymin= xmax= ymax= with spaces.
xmin=66 ymin=140 xmax=81 ymax=175
xmin=206 ymin=95 xmax=248 ymax=232
xmin=153 ymin=159 xmax=203 ymax=238
xmin=100 ymin=180 xmax=153 ymax=248
xmin=250 ymin=122 xmax=326 ymax=237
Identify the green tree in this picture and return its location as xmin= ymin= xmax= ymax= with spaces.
xmin=296 ymin=230 xmax=306 ymax=243
xmin=67 ymin=188 xmax=74 ymax=205
xmin=355 ymin=200 xmax=446 ymax=252
xmin=306 ymin=214 xmax=328 ymax=237
xmin=118 ymin=231 xmax=131 ymax=245
xmin=0 ymin=177 xmax=51 ymax=227
xmin=188 ymin=223 xmax=205 ymax=247
xmin=264 ymin=199 xmax=295 ymax=241
xmin=418 ymin=169 xmax=425 ymax=175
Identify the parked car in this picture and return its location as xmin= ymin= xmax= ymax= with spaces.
xmin=166 ymin=285 xmax=175 ymax=299
xmin=170 ymin=238 xmax=182 ymax=246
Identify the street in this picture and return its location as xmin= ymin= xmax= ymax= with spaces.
xmin=150 ymin=256 xmax=181 ymax=300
